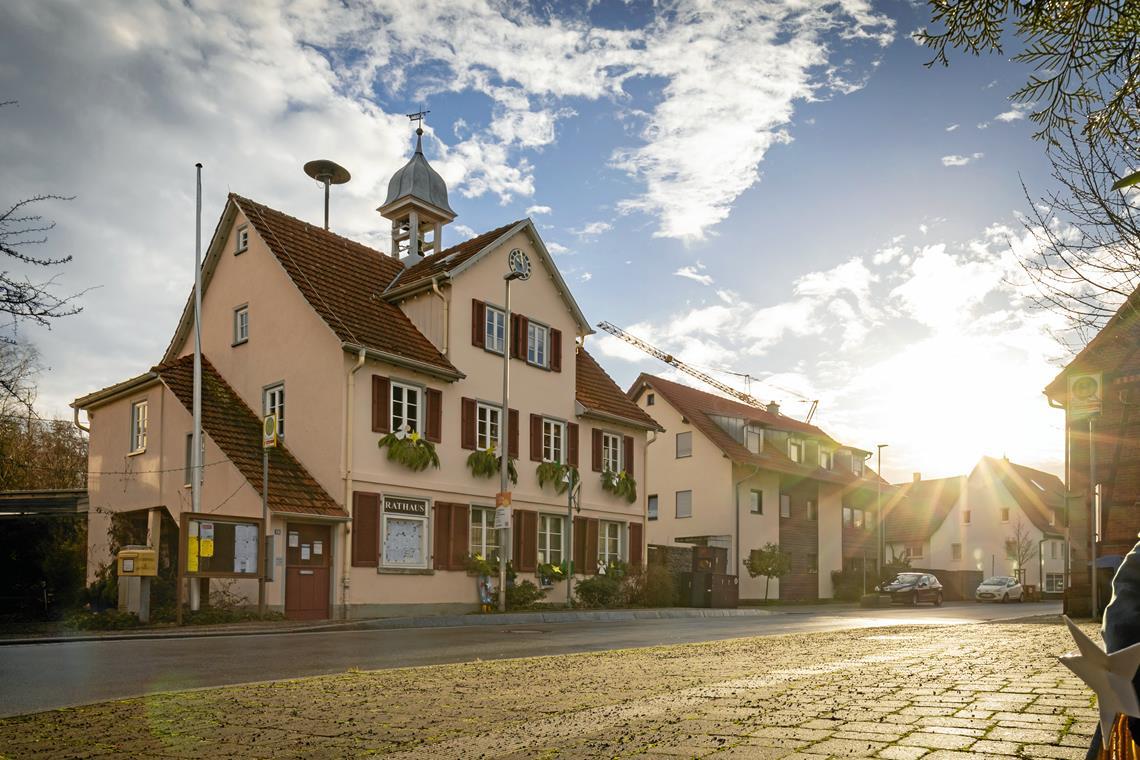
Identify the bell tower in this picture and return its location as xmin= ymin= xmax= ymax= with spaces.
xmin=378 ymin=111 xmax=456 ymax=265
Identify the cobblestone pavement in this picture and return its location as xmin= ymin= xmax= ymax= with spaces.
xmin=0 ymin=617 xmax=1100 ymax=759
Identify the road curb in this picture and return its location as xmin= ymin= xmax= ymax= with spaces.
xmin=0 ymin=606 xmax=791 ymax=645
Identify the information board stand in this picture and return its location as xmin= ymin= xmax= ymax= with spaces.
xmin=177 ymin=512 xmax=265 ymax=625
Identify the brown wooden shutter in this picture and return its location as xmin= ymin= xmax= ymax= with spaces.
xmin=443 ymin=502 xmax=469 ymax=571
xmin=591 ymin=428 xmax=604 ymax=472
xmin=426 ymin=388 xmax=443 ymax=443
xmin=508 ymin=408 xmax=519 ymax=459
xmin=623 ymin=435 xmax=634 ymax=477
xmin=460 ymin=397 xmax=476 ymax=450
xmin=351 ymin=492 xmax=380 ymax=567
xmin=511 ymin=314 xmax=529 ymax=359
xmin=471 ymin=299 xmax=485 ymax=348
xmin=567 ymin=423 xmax=579 ymax=468
xmin=432 ymin=502 xmax=451 ymax=571
xmin=522 ymin=510 xmax=538 ymax=572
xmin=550 ymin=328 xmax=562 ymax=372
xmin=530 ymin=414 xmax=543 ymax=462
xmin=573 ymin=516 xmax=588 ymax=573
xmin=629 ymin=522 xmax=643 ymax=567
xmin=510 ymin=314 xmax=520 ymax=358
xmin=585 ymin=518 xmax=599 ymax=573
xmin=371 ymin=376 xmax=390 ymax=433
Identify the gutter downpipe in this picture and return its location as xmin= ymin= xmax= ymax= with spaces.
xmin=734 ymin=462 xmax=761 ymax=576
xmin=644 ymin=430 xmax=657 ymax=566
xmin=72 ymin=407 xmax=90 ymax=434
xmin=342 ymin=347 xmax=367 ymax=620
xmin=430 ymin=277 xmax=449 ymax=356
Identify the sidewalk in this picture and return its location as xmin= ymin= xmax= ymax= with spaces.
xmin=0 ymin=605 xmax=789 ymax=645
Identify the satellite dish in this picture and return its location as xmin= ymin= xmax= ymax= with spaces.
xmin=303 ymin=159 xmax=351 ymax=230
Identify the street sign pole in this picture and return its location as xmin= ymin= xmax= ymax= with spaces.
xmin=260 ymin=414 xmax=276 ymax=617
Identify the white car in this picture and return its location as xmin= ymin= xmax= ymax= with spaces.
xmin=975 ymin=576 xmax=1024 ymax=603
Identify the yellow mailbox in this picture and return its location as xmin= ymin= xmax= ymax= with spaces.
xmin=117 ymin=547 xmax=158 ymax=577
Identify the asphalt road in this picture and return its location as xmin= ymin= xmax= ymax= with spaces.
xmin=0 ymin=601 xmax=1059 ymax=718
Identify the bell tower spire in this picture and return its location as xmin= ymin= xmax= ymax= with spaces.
xmin=379 ymin=110 xmax=456 ymax=265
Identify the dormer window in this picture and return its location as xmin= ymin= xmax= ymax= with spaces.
xmin=820 ymin=449 xmax=833 ymax=470
xmin=235 ymin=225 xmax=249 ymax=254
xmin=788 ymin=438 xmax=803 ymax=463
xmin=745 ymin=425 xmax=763 ymax=454
xmin=851 ymin=455 xmax=864 ymax=476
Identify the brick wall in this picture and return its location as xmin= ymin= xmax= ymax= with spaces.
xmin=779 ymin=477 xmax=819 ymax=601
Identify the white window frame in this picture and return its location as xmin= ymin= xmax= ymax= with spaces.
xmin=676 ymin=431 xmax=692 ymax=458
xmin=538 ymin=514 xmax=564 ymax=566
xmin=648 ymin=494 xmax=659 ymax=521
xmin=851 ymin=455 xmax=864 ymax=476
xmin=263 ymin=384 xmax=285 ymax=438
xmin=470 ymin=506 xmax=500 ymax=560
xmin=601 ymin=431 xmax=622 ymax=473
xmin=745 ymin=425 xmax=763 ymax=454
xmin=820 ymin=449 xmax=833 ymax=470
xmin=129 ymin=400 xmax=148 ymax=453
xmin=907 ymin=542 xmax=924 ymax=560
xmin=476 ymin=403 xmax=501 ymax=452
xmin=750 ymin=489 xmax=763 ymax=514
xmin=853 ymin=508 xmax=864 ymax=529
xmin=235 ymin=224 xmax=249 ymax=254
xmin=780 ymin=494 xmax=791 ymax=518
xmin=391 ymin=380 xmax=423 ymax=435
xmin=676 ymin=490 xmax=692 ymax=519
xmin=1045 ymin=573 xmax=1064 ymax=593
xmin=485 ymin=305 xmax=505 ymax=354
xmin=381 ymin=512 xmax=429 ymax=569
xmin=527 ymin=321 xmax=549 ymax=368
xmin=233 ymin=305 xmax=249 ymax=345
xmin=599 ymin=521 xmax=621 ymax=565
xmin=542 ymin=418 xmax=566 ymax=463
xmin=1050 ymin=541 xmax=1058 ymax=560
xmin=788 ymin=439 xmax=803 ymax=463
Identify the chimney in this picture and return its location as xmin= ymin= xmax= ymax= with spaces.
xmin=913 ymin=472 xmax=921 ymax=482
xmin=766 ymin=400 xmax=780 ymax=415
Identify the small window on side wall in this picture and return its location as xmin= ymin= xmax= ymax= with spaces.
xmin=676 ymin=431 xmax=692 ymax=458
xmin=749 ymin=489 xmax=762 ymax=514
xmin=646 ymin=393 xmax=655 ymax=406
xmin=779 ymin=494 xmax=791 ymax=518
xmin=235 ymin=225 xmax=249 ymax=254
xmin=233 ymin=305 xmax=249 ymax=345
xmin=648 ymin=494 xmax=659 ymax=521
xmin=676 ymin=490 xmax=692 ymax=518
xmin=130 ymin=400 xmax=148 ymax=453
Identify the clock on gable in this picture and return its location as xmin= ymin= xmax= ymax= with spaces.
xmin=508 ymin=248 xmax=531 ymax=280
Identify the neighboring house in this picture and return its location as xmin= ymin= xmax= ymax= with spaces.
xmin=884 ymin=457 xmax=1067 ymax=596
xmin=74 ymin=129 xmax=659 ymax=620
xmin=628 ymin=374 xmax=886 ymax=601
xmin=1044 ymin=287 xmax=1140 ymax=614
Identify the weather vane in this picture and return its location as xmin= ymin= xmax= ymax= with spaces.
xmin=406 ymin=108 xmax=430 ymax=134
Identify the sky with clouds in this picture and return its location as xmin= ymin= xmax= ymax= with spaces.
xmin=1 ymin=0 xmax=1073 ymax=481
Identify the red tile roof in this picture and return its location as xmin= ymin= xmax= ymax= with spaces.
xmin=387 ymin=220 xmax=524 ymax=293
xmin=575 ymin=348 xmax=662 ymax=430
xmin=1045 ymin=286 xmax=1140 ymax=400
xmin=632 ymin=373 xmax=882 ymax=487
xmin=155 ymin=354 xmax=346 ymax=519
xmin=232 ymin=195 xmax=459 ymax=376
xmin=883 ymin=476 xmax=964 ymax=543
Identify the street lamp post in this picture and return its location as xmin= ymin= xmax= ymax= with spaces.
xmin=499 ymin=270 xmax=524 ymax=613
xmin=877 ymin=444 xmax=888 ymax=580
xmin=563 ymin=469 xmax=580 ymax=606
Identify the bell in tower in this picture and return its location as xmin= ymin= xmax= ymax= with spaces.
xmin=378 ymin=111 xmax=456 ymax=265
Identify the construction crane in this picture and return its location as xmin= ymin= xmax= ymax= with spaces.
xmin=597 ymin=321 xmax=820 ymax=423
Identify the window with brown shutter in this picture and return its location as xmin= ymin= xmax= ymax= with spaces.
xmin=511 ymin=314 xmax=529 ymax=359
xmin=584 ymin=518 xmax=599 ymax=573
xmin=623 ymin=435 xmax=634 ymax=477
xmin=508 ymin=408 xmax=519 ymax=459
xmin=529 ymin=414 xmax=543 ymax=462
xmin=435 ymin=501 xmax=469 ymax=571
xmin=573 ymin=516 xmax=588 ymax=573
xmin=591 ymin=428 xmax=603 ymax=472
xmin=550 ymin=328 xmax=562 ymax=372
xmin=371 ymin=376 xmax=390 ymax=433
xmin=512 ymin=509 xmax=538 ymax=572
xmin=471 ymin=299 xmax=486 ymax=348
xmin=426 ymin=388 xmax=443 ymax=443
xmin=629 ymin=523 xmax=643 ymax=567
xmin=460 ymin=397 xmax=476 ymax=450
xmin=351 ymin=492 xmax=380 ymax=567
xmin=567 ymin=423 xmax=579 ymax=467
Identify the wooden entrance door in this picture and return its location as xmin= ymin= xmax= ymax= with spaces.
xmin=285 ymin=523 xmax=331 ymax=620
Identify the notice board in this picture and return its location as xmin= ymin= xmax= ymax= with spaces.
xmin=181 ymin=513 xmax=263 ymax=578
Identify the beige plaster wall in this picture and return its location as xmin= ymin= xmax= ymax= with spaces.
xmin=733 ymin=466 xmax=782 ymax=600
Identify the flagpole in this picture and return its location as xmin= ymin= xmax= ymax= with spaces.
xmin=189 ymin=163 xmax=204 ymax=613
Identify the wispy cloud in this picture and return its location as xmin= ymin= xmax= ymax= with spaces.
xmin=546 ymin=241 xmax=571 ymax=255
xmin=994 ymin=103 xmax=1030 ymax=123
xmin=941 ymin=152 xmax=984 ymax=167
xmin=945 ymin=124 xmax=959 ymax=132
xmin=525 ymin=205 xmax=552 ymax=216
xmin=572 ymin=221 xmax=612 ymax=237
xmin=674 ymin=263 xmax=714 ymax=286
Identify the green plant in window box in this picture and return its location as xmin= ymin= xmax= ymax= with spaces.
xmin=537 ymin=562 xmax=565 ymax=587
xmin=464 ymin=553 xmax=498 ymax=577
xmin=465 ymin=445 xmax=518 ymax=484
xmin=536 ymin=462 xmax=578 ymax=494
xmin=601 ymin=470 xmax=637 ymax=503
xmin=377 ymin=428 xmax=440 ymax=472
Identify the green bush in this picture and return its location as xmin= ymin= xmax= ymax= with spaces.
xmin=641 ymin=564 xmax=675 ymax=607
xmin=829 ymin=570 xmax=865 ymax=601
xmin=574 ymin=575 xmax=622 ymax=608
xmin=66 ymin=609 xmax=143 ymax=630
xmin=506 ymin=580 xmax=546 ymax=610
